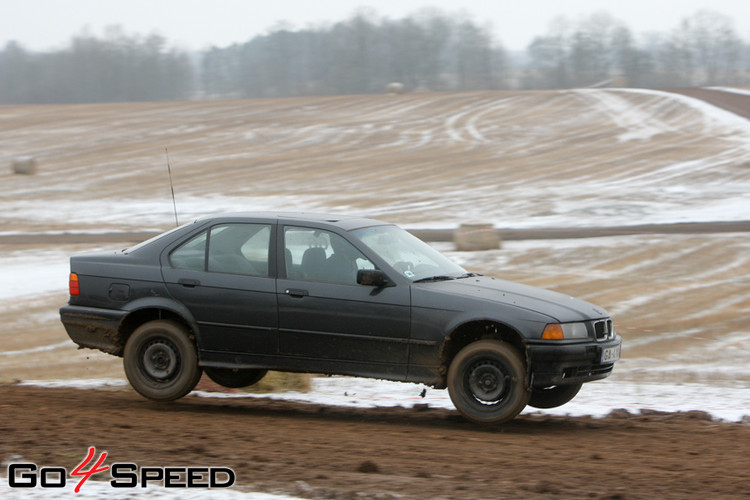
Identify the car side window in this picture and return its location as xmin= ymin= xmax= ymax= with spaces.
xmin=169 ymin=230 xmax=207 ymax=271
xmin=170 ymin=224 xmax=272 ymax=277
xmin=208 ymin=224 xmax=271 ymax=276
xmin=284 ymin=227 xmax=374 ymax=284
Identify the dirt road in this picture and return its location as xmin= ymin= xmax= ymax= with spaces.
xmin=2 ymin=384 xmax=749 ymax=499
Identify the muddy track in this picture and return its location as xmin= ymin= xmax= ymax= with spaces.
xmin=1 ymin=385 xmax=749 ymax=499
xmin=665 ymin=87 xmax=750 ymax=119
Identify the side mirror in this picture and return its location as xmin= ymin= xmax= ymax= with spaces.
xmin=357 ymin=269 xmax=392 ymax=287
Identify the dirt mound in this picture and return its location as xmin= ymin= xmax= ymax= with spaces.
xmin=2 ymin=385 xmax=748 ymax=499
xmin=666 ymin=87 xmax=750 ymax=119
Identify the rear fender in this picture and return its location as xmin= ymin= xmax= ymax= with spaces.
xmin=121 ymin=297 xmax=202 ymax=347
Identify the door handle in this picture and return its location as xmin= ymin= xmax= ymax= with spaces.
xmin=178 ymin=279 xmax=201 ymax=287
xmin=284 ymin=288 xmax=309 ymax=298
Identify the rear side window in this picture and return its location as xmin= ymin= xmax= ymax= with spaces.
xmin=170 ymin=224 xmax=272 ymax=277
xmin=169 ymin=231 xmax=207 ymax=271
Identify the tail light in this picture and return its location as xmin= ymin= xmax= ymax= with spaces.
xmin=69 ymin=273 xmax=80 ymax=296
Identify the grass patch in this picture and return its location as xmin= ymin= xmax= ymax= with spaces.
xmin=195 ymin=370 xmax=312 ymax=394
xmin=244 ymin=371 xmax=311 ymax=393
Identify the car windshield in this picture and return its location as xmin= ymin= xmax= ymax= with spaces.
xmin=353 ymin=225 xmax=466 ymax=282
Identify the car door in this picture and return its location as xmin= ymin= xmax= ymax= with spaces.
xmin=162 ymin=222 xmax=278 ymax=355
xmin=277 ymin=225 xmax=410 ymax=376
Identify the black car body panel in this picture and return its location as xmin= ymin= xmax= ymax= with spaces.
xmin=61 ymin=212 xmax=621 ymax=393
xmin=527 ymin=336 xmax=621 ymax=386
xmin=59 ymin=305 xmax=128 ymax=355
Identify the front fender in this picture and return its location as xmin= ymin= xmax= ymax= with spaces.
xmin=437 ymin=311 xmax=533 ymax=364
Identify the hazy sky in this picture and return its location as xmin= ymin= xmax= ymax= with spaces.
xmin=2 ymin=0 xmax=749 ymax=51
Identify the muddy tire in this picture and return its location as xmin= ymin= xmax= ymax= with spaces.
xmin=123 ymin=320 xmax=202 ymax=401
xmin=529 ymin=383 xmax=582 ymax=409
xmin=447 ymin=340 xmax=530 ymax=424
xmin=204 ymin=367 xmax=268 ymax=388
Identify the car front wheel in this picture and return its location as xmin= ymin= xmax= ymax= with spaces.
xmin=123 ymin=320 xmax=202 ymax=401
xmin=447 ymin=340 xmax=530 ymax=424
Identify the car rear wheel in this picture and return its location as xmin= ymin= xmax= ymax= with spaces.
xmin=447 ymin=340 xmax=530 ymax=424
xmin=204 ymin=367 xmax=268 ymax=388
xmin=123 ymin=320 xmax=202 ymax=401
xmin=528 ymin=383 xmax=582 ymax=409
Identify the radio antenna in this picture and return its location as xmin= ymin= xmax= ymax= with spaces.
xmin=165 ymin=148 xmax=179 ymax=227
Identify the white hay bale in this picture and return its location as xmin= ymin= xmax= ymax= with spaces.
xmin=12 ymin=157 xmax=38 ymax=175
xmin=386 ymin=82 xmax=405 ymax=94
xmin=454 ymin=223 xmax=501 ymax=251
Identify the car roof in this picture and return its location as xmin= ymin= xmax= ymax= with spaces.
xmin=196 ymin=212 xmax=391 ymax=231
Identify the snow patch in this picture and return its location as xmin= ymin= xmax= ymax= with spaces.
xmin=0 ymin=250 xmax=72 ymax=300
xmin=613 ymin=87 xmax=750 ymax=137
xmin=0 ymin=480 xmax=297 ymax=499
xmin=572 ymin=89 xmax=670 ymax=142
xmin=709 ymin=86 xmax=750 ymax=97
xmin=0 ymin=341 xmax=73 ymax=357
xmin=19 ymin=375 xmax=750 ymax=423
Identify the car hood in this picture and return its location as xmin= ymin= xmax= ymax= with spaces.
xmin=412 ymin=275 xmax=609 ymax=323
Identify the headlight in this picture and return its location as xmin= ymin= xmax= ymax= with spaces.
xmin=542 ymin=322 xmax=589 ymax=340
xmin=562 ymin=322 xmax=589 ymax=339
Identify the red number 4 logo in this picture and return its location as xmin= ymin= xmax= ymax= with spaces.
xmin=70 ymin=447 xmax=109 ymax=493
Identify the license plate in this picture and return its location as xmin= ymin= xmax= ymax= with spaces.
xmin=601 ymin=345 xmax=621 ymax=363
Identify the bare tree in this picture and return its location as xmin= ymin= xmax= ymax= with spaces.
xmin=527 ymin=16 xmax=572 ymax=88
xmin=3 ymin=8 xmax=750 ymax=102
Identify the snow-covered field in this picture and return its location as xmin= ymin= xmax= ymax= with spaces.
xmin=1 ymin=87 xmax=750 ymax=431
xmin=2 ymin=88 xmax=749 ymax=233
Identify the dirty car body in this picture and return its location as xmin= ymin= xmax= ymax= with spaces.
xmin=60 ymin=212 xmax=621 ymax=424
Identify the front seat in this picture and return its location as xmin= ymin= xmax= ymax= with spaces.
xmin=300 ymin=247 xmax=326 ymax=280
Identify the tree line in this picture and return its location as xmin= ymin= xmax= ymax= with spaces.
xmin=525 ymin=11 xmax=748 ymax=89
xmin=0 ymin=27 xmax=193 ymax=104
xmin=1 ymin=9 xmax=749 ymax=104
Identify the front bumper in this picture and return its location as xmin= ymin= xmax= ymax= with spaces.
xmin=59 ymin=305 xmax=128 ymax=356
xmin=527 ymin=335 xmax=622 ymax=388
